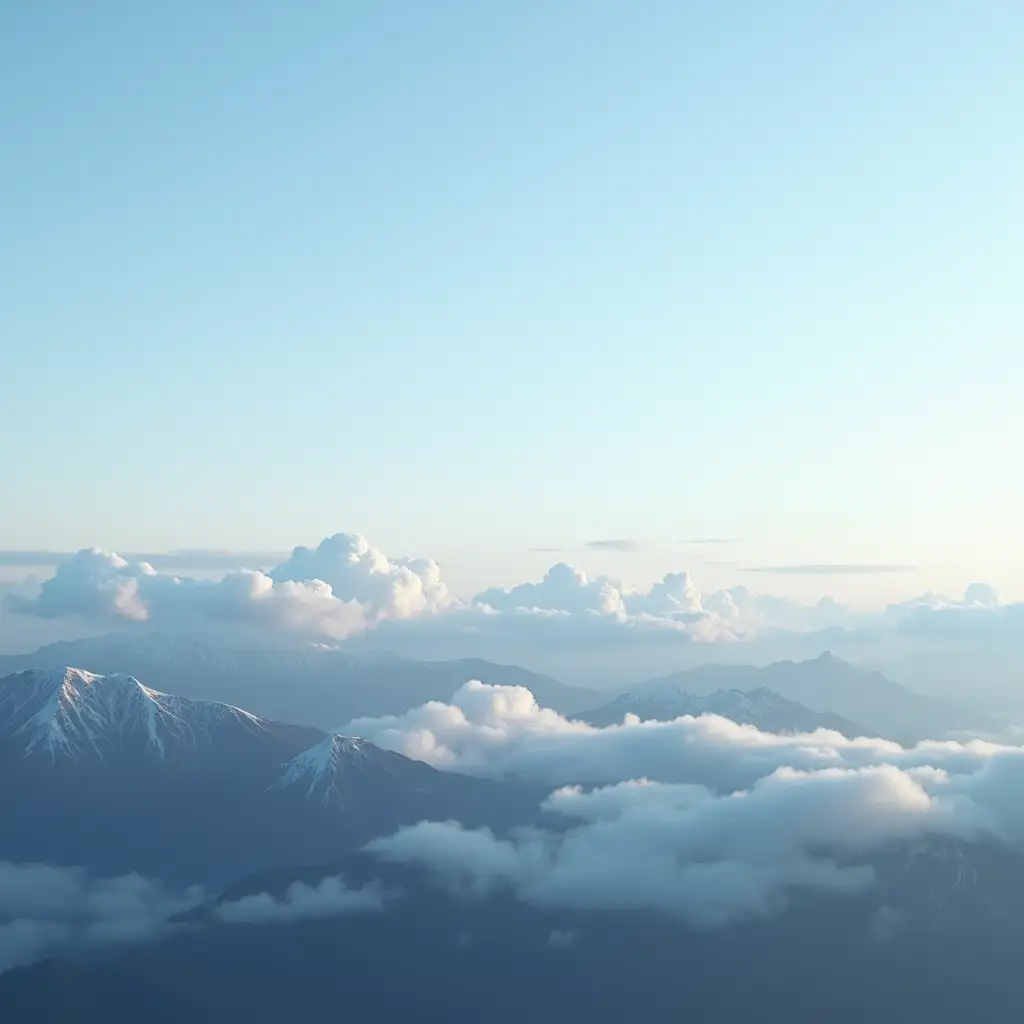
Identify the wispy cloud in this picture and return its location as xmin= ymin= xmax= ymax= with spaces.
xmin=743 ymin=564 xmax=916 ymax=576
xmin=0 ymin=550 xmax=285 ymax=571
xmin=584 ymin=539 xmax=646 ymax=553
xmin=0 ymin=862 xmax=204 ymax=975
xmin=0 ymin=552 xmax=68 ymax=567
xmin=138 ymin=551 xmax=287 ymax=570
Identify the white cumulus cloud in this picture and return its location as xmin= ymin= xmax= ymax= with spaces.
xmin=270 ymin=533 xmax=448 ymax=621
xmin=350 ymin=682 xmax=1024 ymax=926
xmin=366 ymin=763 xmax=984 ymax=926
xmin=7 ymin=534 xmax=1016 ymax=667
xmin=6 ymin=533 xmax=447 ymax=642
xmin=343 ymin=680 xmax=998 ymax=791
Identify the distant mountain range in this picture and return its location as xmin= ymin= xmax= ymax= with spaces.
xmin=1 ymin=649 xmax=1021 ymax=1021
xmin=0 ymin=637 xmax=1000 ymax=748
xmin=625 ymin=652 xmax=996 ymax=743
xmin=6 ymin=838 xmax=1024 ymax=1023
xmin=0 ymin=667 xmax=542 ymax=885
xmin=0 ymin=633 xmax=600 ymax=729
xmin=0 ymin=637 xmax=996 ymax=746
xmin=582 ymin=685 xmax=868 ymax=736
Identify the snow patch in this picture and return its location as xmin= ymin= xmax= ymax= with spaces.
xmin=274 ymin=735 xmax=370 ymax=808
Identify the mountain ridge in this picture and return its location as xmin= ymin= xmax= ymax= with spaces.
xmin=581 ymin=683 xmax=869 ymax=736
xmin=627 ymin=652 xmax=994 ymax=742
xmin=0 ymin=633 xmax=600 ymax=727
xmin=0 ymin=666 xmax=543 ymax=885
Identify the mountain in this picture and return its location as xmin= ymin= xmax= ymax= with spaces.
xmin=581 ymin=685 xmax=869 ymax=736
xmin=0 ymin=667 xmax=542 ymax=885
xmin=0 ymin=633 xmax=599 ymax=728
xmin=5 ymin=839 xmax=1024 ymax=1023
xmin=630 ymin=652 xmax=995 ymax=742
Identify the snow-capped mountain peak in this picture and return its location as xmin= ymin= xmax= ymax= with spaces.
xmin=0 ymin=666 xmax=267 ymax=761
xmin=274 ymin=734 xmax=372 ymax=808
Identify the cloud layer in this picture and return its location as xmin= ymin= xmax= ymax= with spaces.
xmin=214 ymin=876 xmax=384 ymax=924
xmin=6 ymin=530 xmax=1022 ymax=661
xmin=354 ymin=683 xmax=1024 ymax=926
xmin=6 ymin=534 xmax=447 ymax=642
xmin=367 ymin=766 xmax=961 ymax=925
xmin=0 ymin=862 xmax=203 ymax=974
xmin=342 ymin=680 xmax=995 ymax=790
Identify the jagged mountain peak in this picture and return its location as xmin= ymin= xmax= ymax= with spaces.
xmin=0 ymin=666 xmax=268 ymax=761
xmin=274 ymin=734 xmax=375 ymax=808
xmin=0 ymin=666 xmax=542 ymax=887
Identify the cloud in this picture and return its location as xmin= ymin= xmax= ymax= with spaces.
xmin=343 ymin=680 xmax=1000 ymax=791
xmin=215 ymin=877 xmax=384 ymax=924
xmin=0 ymin=552 xmax=69 ymax=567
xmin=2 ymin=530 xmax=906 ymax=658
xmin=684 ymin=538 xmax=738 ymax=545
xmin=6 ymin=534 xmax=447 ymax=642
xmin=474 ymin=564 xmax=627 ymax=617
xmin=0 ymin=862 xmax=203 ymax=974
xmin=964 ymin=582 xmax=1001 ymax=609
xmin=9 ymin=530 xmax=1013 ymax=667
xmin=0 ymin=550 xmax=286 ymax=571
xmin=892 ymin=585 xmax=1024 ymax=644
xmin=270 ymin=533 xmax=448 ymax=620
xmin=136 ymin=551 xmax=286 ymax=571
xmin=701 ymin=586 xmax=851 ymax=634
xmin=366 ymin=762 xmax=987 ymax=926
xmin=348 ymin=565 xmax=1021 ymax=684
xmin=4 ymin=548 xmax=367 ymax=640
xmin=0 ymin=862 xmax=382 ymax=974
xmin=0 ymin=919 xmax=71 ymax=975
xmin=584 ymin=539 xmax=647 ymax=553
xmin=355 ymin=689 xmax=1024 ymax=927
xmin=466 ymin=567 xmax=882 ymax=650
xmin=743 ymin=565 xmax=917 ymax=576
xmin=466 ymin=567 xmax=774 ymax=644
xmin=622 ymin=572 xmax=704 ymax=618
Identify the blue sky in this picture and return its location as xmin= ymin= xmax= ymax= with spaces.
xmin=2 ymin=1 xmax=1022 ymax=601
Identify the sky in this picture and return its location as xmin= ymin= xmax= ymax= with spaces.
xmin=2 ymin=1 xmax=1022 ymax=604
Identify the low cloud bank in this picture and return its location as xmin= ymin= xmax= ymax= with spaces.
xmin=343 ymin=680 xmax=997 ymax=790
xmin=214 ymin=876 xmax=384 ymax=924
xmin=0 ymin=862 xmax=204 ymax=974
xmin=0 ymin=864 xmax=385 ymax=975
xmin=366 ymin=763 xmax=972 ymax=925
xmin=341 ymin=682 xmax=1024 ymax=924
xmin=347 ymin=682 xmax=1024 ymax=926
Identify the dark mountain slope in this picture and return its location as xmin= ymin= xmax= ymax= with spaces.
xmin=0 ymin=667 xmax=542 ymax=885
xmin=5 ymin=840 xmax=1024 ymax=1024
